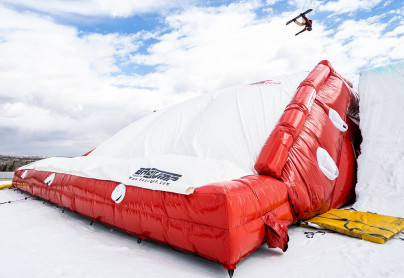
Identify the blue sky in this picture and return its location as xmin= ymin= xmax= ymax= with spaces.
xmin=0 ymin=0 xmax=403 ymax=156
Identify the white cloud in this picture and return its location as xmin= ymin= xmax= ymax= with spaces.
xmin=383 ymin=0 xmax=393 ymax=8
xmin=0 ymin=0 xmax=196 ymax=17
xmin=0 ymin=1 xmax=403 ymax=156
xmin=0 ymin=5 xmax=187 ymax=156
xmin=265 ymin=0 xmax=282 ymax=5
xmin=288 ymin=0 xmax=322 ymax=10
xmin=319 ymin=0 xmax=383 ymax=14
xmin=130 ymin=4 xmax=324 ymax=95
xmin=129 ymin=1 xmax=404 ymax=95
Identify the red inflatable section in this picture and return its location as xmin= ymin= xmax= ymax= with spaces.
xmin=12 ymin=60 xmax=360 ymax=270
xmin=255 ymin=60 xmax=360 ymax=220
xmin=255 ymin=62 xmax=330 ymax=178
xmin=13 ymin=172 xmax=293 ymax=269
xmin=329 ymin=117 xmax=358 ymax=209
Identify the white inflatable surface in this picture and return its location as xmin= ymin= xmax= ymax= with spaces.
xmin=21 ymin=72 xmax=307 ymax=194
xmin=354 ymin=61 xmax=404 ymax=217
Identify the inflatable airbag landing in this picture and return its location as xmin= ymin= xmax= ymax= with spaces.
xmin=13 ymin=60 xmax=360 ymax=270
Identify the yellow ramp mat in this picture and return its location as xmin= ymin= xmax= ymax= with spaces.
xmin=0 ymin=183 xmax=12 ymax=190
xmin=303 ymin=209 xmax=404 ymax=244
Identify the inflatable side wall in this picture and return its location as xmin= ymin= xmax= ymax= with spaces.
xmin=255 ymin=60 xmax=360 ymax=220
xmin=12 ymin=60 xmax=360 ymax=270
xmin=13 ymin=170 xmax=294 ymax=270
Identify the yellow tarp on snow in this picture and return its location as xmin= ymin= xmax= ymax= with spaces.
xmin=303 ymin=209 xmax=404 ymax=244
xmin=0 ymin=183 xmax=12 ymax=190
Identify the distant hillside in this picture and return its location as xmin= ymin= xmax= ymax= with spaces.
xmin=0 ymin=155 xmax=47 ymax=172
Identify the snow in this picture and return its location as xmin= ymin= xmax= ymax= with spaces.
xmin=354 ymin=61 xmax=404 ymax=218
xmin=2 ymin=61 xmax=404 ymax=277
xmin=1 ymin=187 xmax=403 ymax=278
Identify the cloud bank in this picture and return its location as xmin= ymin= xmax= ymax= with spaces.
xmin=0 ymin=0 xmax=403 ymax=156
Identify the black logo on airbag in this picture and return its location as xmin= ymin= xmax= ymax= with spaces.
xmin=129 ymin=168 xmax=182 ymax=186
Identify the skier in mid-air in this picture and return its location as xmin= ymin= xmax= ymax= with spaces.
xmin=293 ymin=13 xmax=312 ymax=36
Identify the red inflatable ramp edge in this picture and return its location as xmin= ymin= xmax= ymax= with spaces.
xmin=254 ymin=61 xmax=333 ymax=178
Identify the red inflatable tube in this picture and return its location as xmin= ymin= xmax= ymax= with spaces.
xmin=330 ymin=117 xmax=359 ymax=208
xmin=13 ymin=172 xmax=293 ymax=270
xmin=255 ymin=62 xmax=333 ymax=178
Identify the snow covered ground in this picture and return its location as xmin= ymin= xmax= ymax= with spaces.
xmin=353 ymin=61 xmax=404 ymax=218
xmin=0 ymin=184 xmax=403 ymax=278
xmin=0 ymin=172 xmax=14 ymax=181
xmin=1 ymin=61 xmax=404 ymax=278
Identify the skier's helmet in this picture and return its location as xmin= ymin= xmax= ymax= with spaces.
xmin=307 ymin=27 xmax=312 ymax=31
